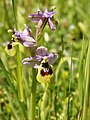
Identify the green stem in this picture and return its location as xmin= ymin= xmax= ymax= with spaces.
xmin=67 ymin=42 xmax=73 ymax=120
xmin=12 ymin=0 xmax=17 ymax=28
xmin=30 ymin=68 xmax=37 ymax=120
xmin=82 ymin=41 xmax=90 ymax=120
xmin=4 ymin=0 xmax=12 ymax=28
xmin=69 ymin=41 xmax=73 ymax=94
xmin=36 ymin=19 xmax=48 ymax=41
xmin=79 ymin=38 xmax=85 ymax=108
xmin=16 ymin=45 xmax=24 ymax=102
xmin=41 ymin=84 xmax=49 ymax=120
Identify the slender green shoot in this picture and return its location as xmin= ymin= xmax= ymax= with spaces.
xmin=30 ymin=68 xmax=37 ymax=120
xmin=16 ymin=45 xmax=24 ymax=102
xmin=82 ymin=40 xmax=90 ymax=120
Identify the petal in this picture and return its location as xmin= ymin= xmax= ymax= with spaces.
xmin=23 ymin=41 xmax=37 ymax=47
xmin=37 ymin=9 xmax=43 ymax=16
xmin=36 ymin=55 xmax=43 ymax=61
xmin=22 ymin=25 xmax=29 ymax=36
xmin=34 ymin=64 xmax=39 ymax=69
xmin=20 ymin=35 xmax=37 ymax=47
xmin=23 ymin=24 xmax=34 ymax=38
xmin=14 ymin=25 xmax=34 ymax=40
xmin=28 ymin=13 xmax=41 ymax=22
xmin=14 ymin=28 xmax=28 ymax=38
xmin=29 ymin=9 xmax=44 ymax=22
xmin=44 ymin=8 xmax=48 ymax=13
xmin=20 ymin=35 xmax=35 ymax=42
xmin=14 ymin=25 xmax=36 ymax=47
xmin=43 ymin=8 xmax=48 ymax=18
xmin=14 ymin=31 xmax=20 ymax=38
xmin=48 ymin=18 xmax=56 ymax=30
xmin=22 ymin=56 xmax=40 ymax=67
xmin=44 ymin=9 xmax=55 ymax=18
xmin=47 ymin=52 xmax=58 ymax=64
xmin=36 ymin=46 xmax=47 ymax=56
xmin=43 ymin=8 xmax=55 ymax=18
xmin=47 ymin=11 xmax=55 ymax=18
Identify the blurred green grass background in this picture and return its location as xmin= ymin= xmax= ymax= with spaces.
xmin=0 ymin=0 xmax=90 ymax=120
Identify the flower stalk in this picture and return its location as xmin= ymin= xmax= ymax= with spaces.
xmin=41 ymin=84 xmax=49 ymax=120
xmin=16 ymin=44 xmax=24 ymax=102
xmin=30 ymin=68 xmax=37 ymax=120
xmin=12 ymin=0 xmax=24 ymax=102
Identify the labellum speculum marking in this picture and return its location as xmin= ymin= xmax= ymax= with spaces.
xmin=7 ymin=41 xmax=12 ymax=50
xmin=7 ymin=38 xmax=15 ymax=50
xmin=40 ymin=62 xmax=53 ymax=76
xmin=5 ymin=38 xmax=16 ymax=57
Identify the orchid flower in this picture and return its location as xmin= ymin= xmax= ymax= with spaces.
xmin=13 ymin=24 xmax=37 ymax=47
xmin=22 ymin=46 xmax=58 ymax=83
xmin=29 ymin=8 xmax=57 ymax=40
xmin=29 ymin=8 xmax=56 ymax=30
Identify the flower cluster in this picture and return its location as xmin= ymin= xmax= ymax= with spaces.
xmin=6 ymin=8 xmax=58 ymax=83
